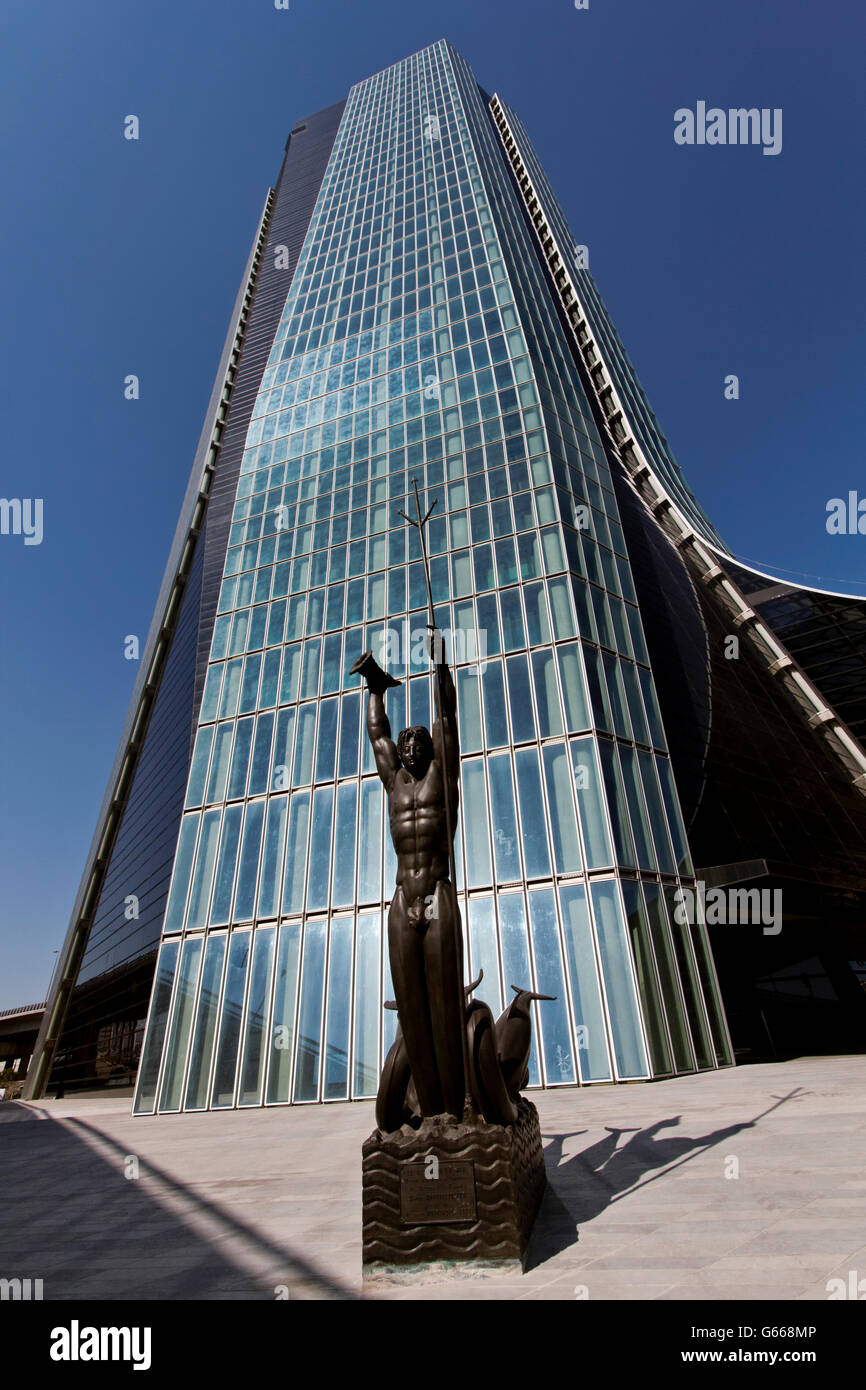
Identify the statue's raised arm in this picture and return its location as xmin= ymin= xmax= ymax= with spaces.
xmin=350 ymin=650 xmax=400 ymax=791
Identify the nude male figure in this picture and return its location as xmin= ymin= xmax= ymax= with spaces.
xmin=355 ymin=638 xmax=465 ymax=1119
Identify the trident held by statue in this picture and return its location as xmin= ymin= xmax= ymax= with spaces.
xmin=398 ymin=478 xmax=473 ymax=1117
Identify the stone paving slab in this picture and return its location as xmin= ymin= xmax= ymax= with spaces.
xmin=0 ymin=1056 xmax=863 ymax=1300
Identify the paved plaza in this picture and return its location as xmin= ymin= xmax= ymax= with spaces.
xmin=1 ymin=1056 xmax=863 ymax=1300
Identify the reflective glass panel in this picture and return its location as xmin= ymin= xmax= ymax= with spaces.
xmin=293 ymin=920 xmax=327 ymax=1101
xmin=133 ymin=940 xmax=180 ymax=1113
xmin=558 ymin=883 xmax=612 ymax=1081
xmin=590 ymin=881 xmax=648 ymax=1078
xmin=323 ymin=916 xmax=354 ymax=1099
xmin=211 ymin=931 xmax=251 ymax=1107
xmin=183 ymin=933 xmax=228 ymax=1109
xmin=266 ymin=922 xmax=302 ymax=1103
xmin=527 ymin=888 xmax=574 ymax=1083
xmin=239 ymin=927 xmax=277 ymax=1105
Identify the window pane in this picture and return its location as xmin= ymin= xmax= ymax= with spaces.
xmin=338 ymin=691 xmax=360 ymax=777
xmin=272 ymin=707 xmax=296 ymax=791
xmin=266 ymin=922 xmax=302 ymax=1103
xmin=590 ymin=881 xmax=649 ymax=1078
xmin=315 ymin=698 xmax=339 ymax=781
xmin=688 ymin=914 xmax=733 ymax=1067
xmin=488 ymin=752 xmax=521 ymax=883
xmin=211 ymin=931 xmax=251 ymax=1108
xmin=515 ymin=748 xmax=550 ymax=878
xmin=462 ymin=760 xmax=492 ymax=888
xmin=248 ymin=712 xmax=276 ymax=795
xmin=602 ymin=651 xmax=631 ymax=740
xmin=294 ymin=920 xmax=327 ymax=1101
xmin=278 ymin=644 xmax=302 ymax=704
xmin=638 ymin=666 xmax=667 ymax=749
xmin=663 ymin=886 xmax=714 ymax=1070
xmin=258 ymin=795 xmax=288 ymax=919
xmin=238 ymin=927 xmax=277 ymax=1105
xmin=282 ymin=791 xmax=311 ymax=914
xmin=239 ymin=652 xmax=262 ymax=714
xmin=133 ymin=940 xmax=180 ymax=1114
xmin=324 ymin=917 xmax=354 ymax=1100
xmin=163 ymin=815 xmax=199 ymax=934
xmin=468 ymin=896 xmax=502 ymax=1017
xmin=300 ymin=638 xmax=321 ymax=698
xmin=186 ymin=809 xmax=222 ymax=930
xmin=557 ymin=645 xmax=590 ymax=732
xmin=358 ymin=779 xmax=383 ymax=902
xmin=481 ymin=661 xmax=507 ymax=748
xmin=618 ymin=745 xmax=655 ymax=871
xmin=547 ymin=577 xmax=576 ymax=639
xmin=200 ymin=665 xmax=224 ymax=723
xmin=186 ymin=727 xmax=214 ymax=808
xmin=321 ymin=632 xmax=343 ymax=693
xmin=498 ymin=894 xmax=540 ymax=1086
xmin=598 ymin=739 xmax=636 ymax=868
xmin=184 ymin=934 xmax=227 ymax=1109
xmin=500 ymin=588 xmax=525 ymax=650
xmin=621 ymin=881 xmax=673 ymax=1076
xmin=638 ymin=749 xmax=676 ymax=874
xmin=476 ymin=592 xmax=501 ymax=656
xmin=506 ymin=654 xmax=535 ymax=742
xmin=353 ymin=911 xmax=381 ymax=1097
xmin=527 ymin=888 xmax=574 ymax=1083
xmin=568 ymin=736 xmax=612 ymax=869
xmin=558 ymin=883 xmax=611 ymax=1081
xmin=621 ymin=661 xmax=650 ymax=746
xmin=523 ymin=580 xmax=551 ymax=646
xmin=532 ymin=649 xmax=563 ymax=738
xmin=218 ymin=659 xmax=243 ymax=719
xmin=542 ymin=744 xmax=581 ymax=872
xmin=234 ymin=801 xmax=265 ymax=920
xmin=205 ymin=723 xmax=235 ymax=804
xmin=307 ymin=786 xmax=334 ymax=911
xmin=409 ymin=676 xmax=431 ymax=731
xmin=227 ymin=718 xmax=254 ymax=800
xmin=494 ymin=535 xmax=518 ymax=586
xmin=332 ymin=782 xmax=358 ymax=907
xmin=656 ymin=755 xmax=694 ymax=876
xmin=643 ymin=882 xmax=694 ymax=1072
xmin=210 ymin=804 xmax=243 ymax=925
xmin=583 ymin=644 xmax=612 ymax=732
xmin=293 ymin=702 xmax=317 ymax=783
xmin=456 ymin=667 xmax=482 ymax=752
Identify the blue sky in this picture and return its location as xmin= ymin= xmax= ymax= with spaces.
xmin=1 ymin=0 xmax=864 ymax=1007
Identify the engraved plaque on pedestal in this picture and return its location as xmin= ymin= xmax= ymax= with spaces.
xmin=399 ymin=1159 xmax=477 ymax=1225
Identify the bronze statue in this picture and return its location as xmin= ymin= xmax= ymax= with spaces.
xmin=352 ymin=482 xmax=553 ymax=1136
xmin=352 ymin=641 xmax=466 ymax=1120
xmin=358 ymin=486 xmax=552 ymax=1272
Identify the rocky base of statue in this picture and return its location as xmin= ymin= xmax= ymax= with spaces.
xmin=361 ymin=1097 xmax=546 ymax=1281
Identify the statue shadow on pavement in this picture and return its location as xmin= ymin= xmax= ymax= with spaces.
xmin=525 ymin=1113 xmax=758 ymax=1270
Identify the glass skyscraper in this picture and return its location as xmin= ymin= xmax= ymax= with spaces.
xmin=29 ymin=40 xmax=866 ymax=1110
xmin=129 ymin=39 xmax=731 ymax=1114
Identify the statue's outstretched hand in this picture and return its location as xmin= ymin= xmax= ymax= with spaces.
xmin=350 ymin=650 xmax=401 ymax=695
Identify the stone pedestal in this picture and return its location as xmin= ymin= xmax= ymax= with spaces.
xmin=362 ymin=1097 xmax=546 ymax=1281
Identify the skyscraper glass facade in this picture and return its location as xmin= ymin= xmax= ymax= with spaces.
xmin=132 ymin=41 xmax=732 ymax=1115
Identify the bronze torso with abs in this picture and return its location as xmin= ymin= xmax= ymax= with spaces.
xmin=389 ymin=761 xmax=449 ymax=910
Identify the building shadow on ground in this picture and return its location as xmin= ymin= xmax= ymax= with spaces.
xmin=0 ymin=1102 xmax=359 ymax=1300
